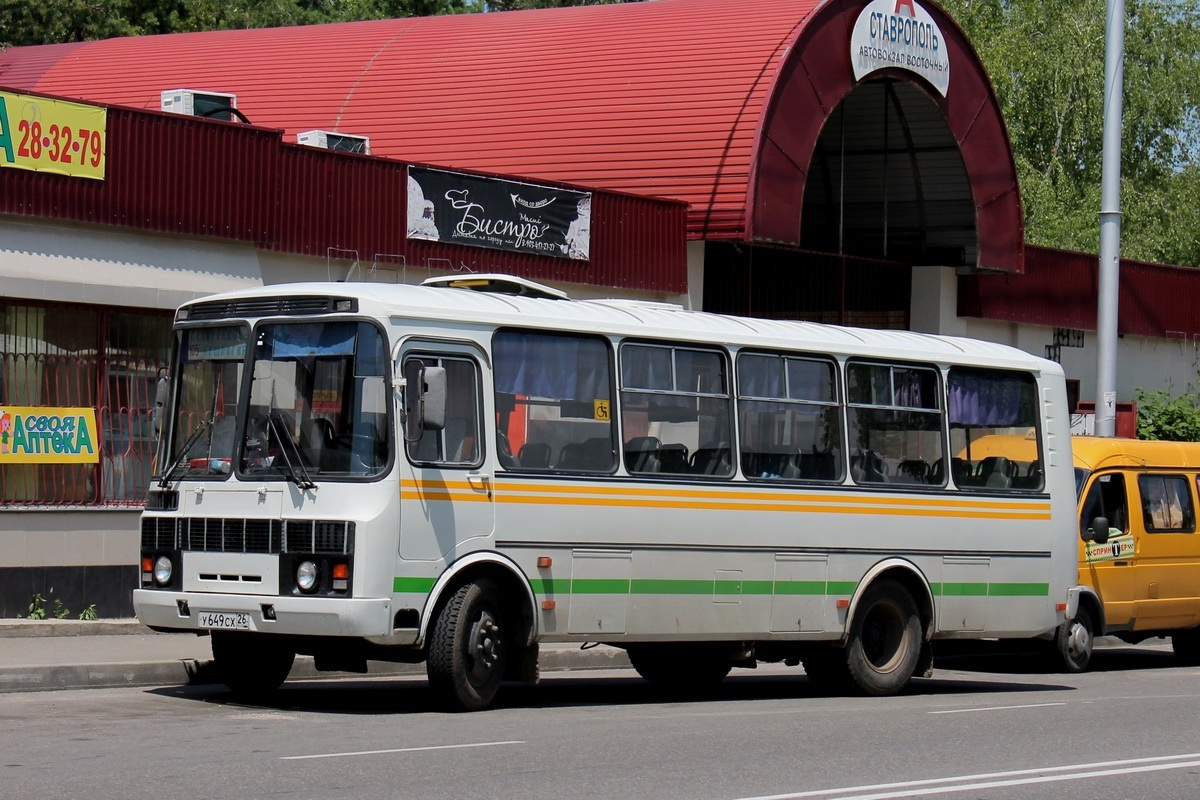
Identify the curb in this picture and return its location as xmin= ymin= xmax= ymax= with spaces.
xmin=0 ymin=645 xmax=632 ymax=695
xmin=0 ymin=619 xmax=152 ymax=638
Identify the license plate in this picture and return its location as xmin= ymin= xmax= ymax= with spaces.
xmin=197 ymin=611 xmax=252 ymax=630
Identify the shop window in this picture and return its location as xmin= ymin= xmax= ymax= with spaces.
xmin=0 ymin=300 xmax=171 ymax=506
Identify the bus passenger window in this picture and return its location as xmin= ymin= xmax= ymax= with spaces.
xmin=846 ymin=362 xmax=942 ymax=486
xmin=1139 ymin=474 xmax=1196 ymax=532
xmin=946 ymin=367 xmax=1043 ymax=492
xmin=737 ymin=352 xmax=842 ymax=482
xmin=492 ymin=330 xmax=616 ymax=473
xmin=620 ymin=343 xmax=733 ymax=477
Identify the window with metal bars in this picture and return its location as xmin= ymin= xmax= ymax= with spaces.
xmin=0 ymin=300 xmax=171 ymax=506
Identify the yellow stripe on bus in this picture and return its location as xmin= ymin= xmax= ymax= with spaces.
xmin=401 ymin=480 xmax=1050 ymax=519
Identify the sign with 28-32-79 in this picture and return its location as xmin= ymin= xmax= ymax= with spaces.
xmin=0 ymin=90 xmax=107 ymax=180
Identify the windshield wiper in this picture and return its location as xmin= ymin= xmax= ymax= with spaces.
xmin=266 ymin=413 xmax=316 ymax=490
xmin=157 ymin=418 xmax=212 ymax=489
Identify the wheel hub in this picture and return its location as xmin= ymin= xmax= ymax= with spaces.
xmin=1067 ymin=620 xmax=1091 ymax=659
xmin=467 ymin=611 xmax=501 ymax=680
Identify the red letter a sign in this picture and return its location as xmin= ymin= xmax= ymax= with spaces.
xmin=894 ymin=0 xmax=916 ymax=16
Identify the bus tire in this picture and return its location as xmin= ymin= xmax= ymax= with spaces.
xmin=1171 ymin=628 xmax=1200 ymax=665
xmin=427 ymin=579 xmax=507 ymax=711
xmin=844 ymin=579 xmax=922 ymax=696
xmin=211 ymin=631 xmax=295 ymax=699
xmin=627 ymin=644 xmax=732 ymax=691
xmin=1054 ymin=606 xmax=1094 ymax=673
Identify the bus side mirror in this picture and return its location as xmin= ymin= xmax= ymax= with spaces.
xmin=401 ymin=362 xmax=447 ymax=442
xmin=153 ymin=374 xmax=169 ymax=438
xmin=1084 ymin=516 xmax=1110 ymax=545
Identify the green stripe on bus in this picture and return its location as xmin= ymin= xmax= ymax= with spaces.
xmin=989 ymin=582 xmax=1050 ymax=597
xmin=393 ymin=576 xmax=437 ymax=593
xmin=941 ymin=582 xmax=989 ymax=597
xmin=397 ymin=575 xmax=1048 ymax=598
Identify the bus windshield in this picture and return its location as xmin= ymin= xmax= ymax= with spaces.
xmin=240 ymin=321 xmax=390 ymax=480
xmin=161 ymin=325 xmax=249 ymax=481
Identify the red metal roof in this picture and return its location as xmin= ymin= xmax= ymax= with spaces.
xmin=0 ymin=0 xmax=817 ymax=241
xmin=0 ymin=0 xmax=1024 ymax=271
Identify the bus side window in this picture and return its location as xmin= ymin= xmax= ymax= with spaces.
xmin=492 ymin=330 xmax=617 ymax=474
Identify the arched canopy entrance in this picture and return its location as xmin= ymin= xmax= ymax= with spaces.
xmin=749 ymin=0 xmax=1023 ymax=274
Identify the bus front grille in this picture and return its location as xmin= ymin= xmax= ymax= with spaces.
xmin=141 ymin=518 xmax=354 ymax=555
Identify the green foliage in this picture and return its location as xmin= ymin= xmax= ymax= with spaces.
xmin=942 ymin=0 xmax=1200 ymax=267
xmin=51 ymin=598 xmax=70 ymax=619
xmin=78 ymin=604 xmax=98 ymax=621
xmin=27 ymin=593 xmax=46 ymax=620
xmin=1135 ymin=384 xmax=1200 ymax=441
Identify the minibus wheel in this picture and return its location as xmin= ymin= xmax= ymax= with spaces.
xmin=844 ymin=579 xmax=922 ymax=696
xmin=428 ymin=579 xmax=507 ymax=711
xmin=1171 ymin=628 xmax=1200 ymax=665
xmin=211 ymin=631 xmax=295 ymax=699
xmin=1054 ymin=607 xmax=1094 ymax=672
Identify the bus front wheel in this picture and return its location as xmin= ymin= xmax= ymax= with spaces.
xmin=211 ymin=631 xmax=295 ymax=700
xmin=427 ymin=579 xmax=507 ymax=711
xmin=845 ymin=580 xmax=922 ymax=696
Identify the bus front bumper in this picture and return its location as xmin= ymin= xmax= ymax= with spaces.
xmin=133 ymin=589 xmax=393 ymax=638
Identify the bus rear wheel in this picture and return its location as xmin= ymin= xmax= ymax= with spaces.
xmin=427 ymin=579 xmax=507 ymax=711
xmin=845 ymin=580 xmax=922 ymax=696
xmin=211 ymin=631 xmax=295 ymax=700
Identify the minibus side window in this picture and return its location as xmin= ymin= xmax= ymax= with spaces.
xmin=1080 ymin=473 xmax=1128 ymax=538
xmin=1139 ymin=474 xmax=1196 ymax=533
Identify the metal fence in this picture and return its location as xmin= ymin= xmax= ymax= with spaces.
xmin=0 ymin=301 xmax=172 ymax=506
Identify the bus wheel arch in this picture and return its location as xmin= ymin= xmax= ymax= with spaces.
xmin=419 ymin=553 xmax=539 ymax=650
xmin=421 ymin=554 xmax=540 ymax=710
xmin=842 ymin=562 xmax=934 ymax=695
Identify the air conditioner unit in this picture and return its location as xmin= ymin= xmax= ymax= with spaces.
xmin=297 ymin=130 xmax=371 ymax=155
xmin=160 ymin=89 xmax=238 ymax=122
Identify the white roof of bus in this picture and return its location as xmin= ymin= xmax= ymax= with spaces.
xmin=184 ymin=280 xmax=1058 ymax=373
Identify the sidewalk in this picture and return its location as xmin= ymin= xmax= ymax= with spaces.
xmin=0 ymin=619 xmax=631 ymax=694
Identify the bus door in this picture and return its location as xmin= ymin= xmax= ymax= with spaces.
xmin=398 ymin=344 xmax=494 ymax=562
xmin=1130 ymin=472 xmax=1200 ymax=629
xmin=1079 ymin=471 xmax=1137 ymax=628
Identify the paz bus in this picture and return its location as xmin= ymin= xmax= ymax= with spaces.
xmin=135 ymin=275 xmax=1081 ymax=710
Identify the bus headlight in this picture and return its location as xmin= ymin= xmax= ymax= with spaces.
xmin=153 ymin=555 xmax=173 ymax=587
xmin=296 ymin=560 xmax=319 ymax=593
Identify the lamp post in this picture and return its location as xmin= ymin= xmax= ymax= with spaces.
xmin=1094 ymin=0 xmax=1125 ymax=437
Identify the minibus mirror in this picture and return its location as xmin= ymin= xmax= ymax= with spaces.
xmin=1087 ymin=516 xmax=1110 ymax=545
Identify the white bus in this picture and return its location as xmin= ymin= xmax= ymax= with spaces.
xmin=136 ymin=275 xmax=1081 ymax=710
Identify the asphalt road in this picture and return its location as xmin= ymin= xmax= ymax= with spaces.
xmin=3 ymin=642 xmax=1199 ymax=800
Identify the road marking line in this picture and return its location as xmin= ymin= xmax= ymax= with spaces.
xmin=281 ymin=740 xmax=525 ymax=761
xmin=734 ymin=752 xmax=1200 ymax=800
xmin=927 ymin=701 xmax=1066 ymax=714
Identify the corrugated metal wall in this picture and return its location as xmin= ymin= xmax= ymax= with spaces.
xmin=0 ymin=107 xmax=279 ymax=242
xmin=958 ymin=245 xmax=1200 ymax=339
xmin=0 ymin=94 xmax=687 ymax=293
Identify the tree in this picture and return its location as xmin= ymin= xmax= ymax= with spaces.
xmin=941 ymin=0 xmax=1200 ymax=267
